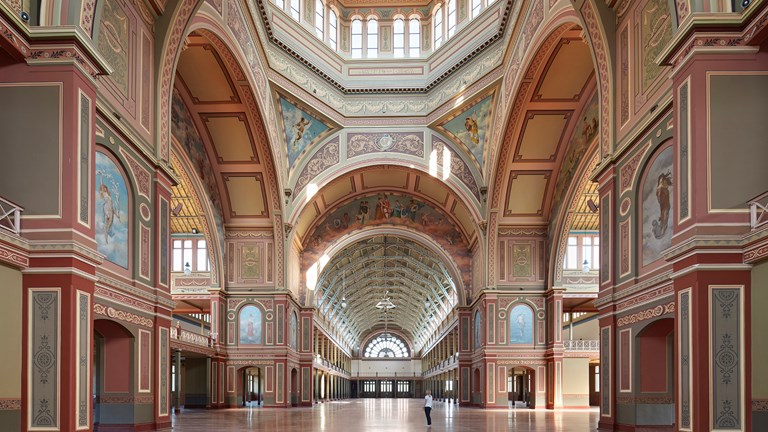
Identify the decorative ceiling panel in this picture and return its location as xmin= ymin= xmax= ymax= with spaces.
xmin=224 ymin=175 xmax=268 ymax=217
xmin=515 ymin=112 xmax=571 ymax=162
xmin=504 ymin=172 xmax=551 ymax=216
xmin=176 ymin=45 xmax=237 ymax=103
xmin=203 ymin=114 xmax=257 ymax=163
xmin=534 ymin=38 xmax=593 ymax=101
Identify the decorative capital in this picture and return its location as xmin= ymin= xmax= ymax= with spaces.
xmin=284 ymin=222 xmax=293 ymax=238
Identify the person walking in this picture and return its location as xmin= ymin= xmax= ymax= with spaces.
xmin=424 ymin=389 xmax=433 ymax=427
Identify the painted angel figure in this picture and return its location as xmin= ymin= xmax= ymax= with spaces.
xmin=98 ymin=176 xmax=120 ymax=244
xmin=465 ymin=117 xmax=480 ymax=144
xmin=652 ymin=171 xmax=673 ymax=239
xmin=292 ymin=117 xmax=311 ymax=150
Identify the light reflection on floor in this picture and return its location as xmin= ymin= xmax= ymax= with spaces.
xmin=170 ymin=399 xmax=599 ymax=431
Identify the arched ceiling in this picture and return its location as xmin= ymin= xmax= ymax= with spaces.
xmin=172 ymin=30 xmax=277 ymax=230
xmin=314 ymin=235 xmax=458 ymax=352
xmin=493 ymin=25 xmax=598 ymax=226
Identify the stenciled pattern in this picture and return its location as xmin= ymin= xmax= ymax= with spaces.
xmin=616 ymin=302 xmax=674 ymax=327
xmin=680 ymin=291 xmax=691 ymax=429
xmin=712 ymin=287 xmax=741 ymax=429
xmin=31 ymin=290 xmax=59 ymax=429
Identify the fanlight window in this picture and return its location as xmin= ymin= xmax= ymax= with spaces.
xmin=364 ymin=334 xmax=409 ymax=358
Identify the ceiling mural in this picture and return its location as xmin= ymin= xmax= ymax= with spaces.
xmin=171 ymin=86 xmax=226 ymax=240
xmin=548 ymin=90 xmax=599 ymax=237
xmin=279 ymin=95 xmax=335 ymax=172
xmin=436 ymin=94 xmax=494 ymax=171
xmin=302 ymin=192 xmax=471 ymax=287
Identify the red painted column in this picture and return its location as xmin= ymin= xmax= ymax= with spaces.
xmin=456 ymin=307 xmax=472 ymax=406
xmin=594 ymin=165 xmax=617 ymax=431
xmin=545 ymin=288 xmax=564 ymax=409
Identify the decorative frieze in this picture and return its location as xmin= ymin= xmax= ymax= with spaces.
xmin=616 ymin=285 xmax=674 ymax=311
xmin=94 ymin=303 xmax=154 ymax=328
xmin=617 ymin=302 xmax=675 ymax=327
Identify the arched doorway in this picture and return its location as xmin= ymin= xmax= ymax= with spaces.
xmin=238 ymin=366 xmax=264 ymax=407
xmin=472 ymin=368 xmax=481 ymax=405
xmin=290 ymin=368 xmax=299 ymax=406
xmin=93 ymin=319 xmax=135 ymax=429
xmin=635 ymin=318 xmax=675 ymax=428
xmin=507 ymin=366 xmax=535 ymax=408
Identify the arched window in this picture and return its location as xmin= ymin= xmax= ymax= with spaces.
xmin=509 ymin=304 xmax=534 ymax=344
xmin=393 ymin=18 xmax=405 ymax=58
xmin=433 ymin=6 xmax=443 ymax=48
xmin=239 ymin=305 xmax=263 ymax=345
xmin=367 ymin=17 xmax=378 ymax=58
xmin=315 ymin=0 xmax=324 ymax=38
xmin=409 ymin=17 xmax=421 ymax=57
xmin=447 ymin=0 xmax=457 ymax=38
xmin=290 ymin=0 xmax=300 ymax=20
xmin=351 ymin=19 xmax=363 ymax=58
xmin=471 ymin=0 xmax=482 ymax=19
xmin=364 ymin=334 xmax=409 ymax=358
xmin=329 ymin=9 xmax=338 ymax=50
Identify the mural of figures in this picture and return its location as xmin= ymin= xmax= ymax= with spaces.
xmin=547 ymin=92 xmax=599 ymax=241
xmin=280 ymin=97 xmax=331 ymax=170
xmin=508 ymin=304 xmax=534 ymax=344
xmin=95 ymin=151 xmax=129 ymax=268
xmin=642 ymin=146 xmax=674 ymax=266
xmin=301 ymin=192 xmax=472 ymax=290
xmin=441 ymin=95 xmax=493 ymax=170
xmin=239 ymin=305 xmax=263 ymax=345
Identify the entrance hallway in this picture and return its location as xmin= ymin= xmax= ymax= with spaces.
xmin=170 ymin=399 xmax=599 ymax=431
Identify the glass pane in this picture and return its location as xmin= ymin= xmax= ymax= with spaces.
xmin=172 ymin=249 xmax=182 ymax=272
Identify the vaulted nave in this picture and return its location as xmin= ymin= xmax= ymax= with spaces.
xmin=1 ymin=0 xmax=767 ymax=431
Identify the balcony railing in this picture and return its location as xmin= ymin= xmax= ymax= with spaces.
xmin=170 ymin=327 xmax=210 ymax=347
xmin=749 ymin=191 xmax=768 ymax=230
xmin=0 ymin=197 xmax=23 ymax=235
xmin=563 ymin=339 xmax=599 ymax=351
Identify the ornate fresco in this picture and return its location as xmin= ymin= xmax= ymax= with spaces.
xmin=302 ymin=192 xmax=471 ymax=276
xmin=239 ymin=305 xmax=263 ymax=345
xmin=548 ymin=91 xmax=599 ymax=238
xmin=508 ymin=304 xmax=534 ymax=344
xmin=439 ymin=95 xmax=493 ymax=170
xmin=640 ymin=0 xmax=673 ymax=91
xmin=171 ymin=87 xmax=226 ymax=245
xmin=96 ymin=0 xmax=130 ymax=94
xmin=95 ymin=151 xmax=129 ymax=268
xmin=279 ymin=96 xmax=332 ymax=171
xmin=641 ymin=145 xmax=673 ymax=266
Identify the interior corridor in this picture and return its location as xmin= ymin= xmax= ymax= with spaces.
xmin=170 ymin=399 xmax=599 ymax=431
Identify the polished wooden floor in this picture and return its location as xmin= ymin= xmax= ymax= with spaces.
xmin=171 ymin=399 xmax=599 ymax=431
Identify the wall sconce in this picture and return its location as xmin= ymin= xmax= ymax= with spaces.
xmin=184 ymin=262 xmax=191 ymax=276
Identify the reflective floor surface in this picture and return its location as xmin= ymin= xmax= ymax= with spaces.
xmin=170 ymin=399 xmax=599 ymax=431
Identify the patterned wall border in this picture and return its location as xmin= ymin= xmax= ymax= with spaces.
xmin=679 ymin=288 xmax=692 ymax=431
xmin=76 ymin=291 xmax=90 ymax=430
xmin=617 ymin=285 xmax=674 ymax=312
xmin=94 ymin=303 xmax=154 ymax=328
xmin=709 ymin=285 xmax=744 ymax=431
xmin=678 ymin=78 xmax=691 ymax=223
xmin=78 ymin=90 xmax=91 ymax=228
xmin=0 ymin=398 xmax=21 ymax=410
xmin=138 ymin=329 xmax=152 ymax=393
xmin=617 ymin=301 xmax=675 ymax=327
xmin=28 ymin=288 xmax=60 ymax=430
xmin=94 ymin=286 xmax=155 ymax=313
xmin=619 ymin=328 xmax=632 ymax=393
xmin=600 ymin=325 xmax=611 ymax=417
xmin=159 ymin=327 xmax=169 ymax=416
xmin=581 ymin=0 xmax=613 ymax=160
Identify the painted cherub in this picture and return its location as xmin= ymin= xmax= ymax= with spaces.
xmin=465 ymin=117 xmax=479 ymax=144
xmin=292 ymin=117 xmax=311 ymax=150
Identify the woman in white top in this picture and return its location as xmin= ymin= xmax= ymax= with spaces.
xmin=424 ymin=389 xmax=433 ymax=426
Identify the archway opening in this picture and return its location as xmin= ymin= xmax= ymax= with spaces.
xmin=507 ymin=366 xmax=535 ymax=408
xmin=93 ymin=319 xmax=135 ymax=429
xmin=238 ymin=366 xmax=265 ymax=407
xmin=635 ymin=318 xmax=675 ymax=428
xmin=290 ymin=368 xmax=299 ymax=406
